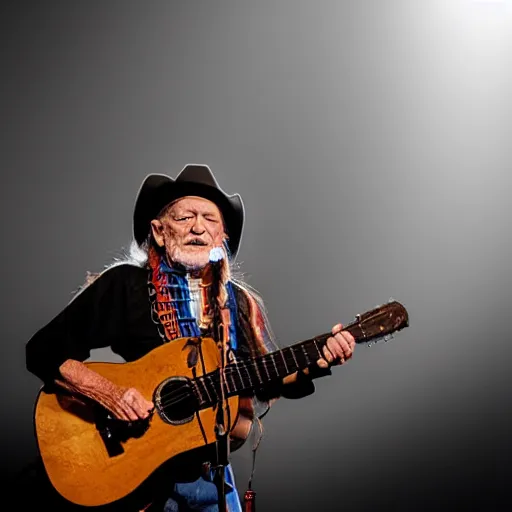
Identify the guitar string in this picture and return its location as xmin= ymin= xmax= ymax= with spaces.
xmin=156 ymin=326 xmax=396 ymax=412
xmin=156 ymin=328 xmax=355 ymax=408
xmin=157 ymin=356 xmax=303 ymax=407
xmin=160 ymin=336 xmax=329 ymax=404
xmin=156 ymin=359 xmax=287 ymax=410
xmin=157 ymin=326 xmax=393 ymax=410
xmin=152 ymin=316 xmax=403 ymax=410
xmin=157 ymin=340 xmax=328 ymax=408
xmin=156 ymin=343 xmax=325 ymax=411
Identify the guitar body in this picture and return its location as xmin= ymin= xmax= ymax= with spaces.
xmin=34 ymin=336 xmax=247 ymax=507
xmin=33 ymin=299 xmax=409 ymax=508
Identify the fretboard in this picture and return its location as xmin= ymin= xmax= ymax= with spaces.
xmin=193 ymin=332 xmax=333 ymax=408
xmin=190 ymin=301 xmax=407 ymax=407
xmin=191 ymin=314 xmax=374 ymax=408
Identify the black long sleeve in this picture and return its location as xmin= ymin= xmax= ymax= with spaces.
xmin=25 ymin=264 xmax=131 ymax=385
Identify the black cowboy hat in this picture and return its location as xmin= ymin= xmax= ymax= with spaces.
xmin=133 ymin=164 xmax=245 ymax=258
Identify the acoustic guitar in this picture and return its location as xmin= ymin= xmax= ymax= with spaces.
xmin=33 ymin=300 xmax=409 ymax=507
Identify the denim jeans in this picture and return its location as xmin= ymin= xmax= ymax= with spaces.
xmin=163 ymin=465 xmax=242 ymax=512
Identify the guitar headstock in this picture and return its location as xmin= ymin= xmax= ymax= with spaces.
xmin=346 ymin=299 xmax=409 ymax=346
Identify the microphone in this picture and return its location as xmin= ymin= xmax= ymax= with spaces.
xmin=209 ymin=246 xmax=225 ymax=264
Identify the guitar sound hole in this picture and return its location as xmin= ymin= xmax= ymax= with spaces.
xmin=154 ymin=377 xmax=198 ymax=425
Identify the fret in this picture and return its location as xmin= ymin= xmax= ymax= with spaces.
xmin=259 ymin=357 xmax=271 ymax=382
xmin=205 ymin=374 xmax=219 ymax=403
xmin=233 ymin=361 xmax=248 ymax=389
xmin=192 ymin=380 xmax=205 ymax=405
xmin=197 ymin=377 xmax=212 ymax=404
xmin=279 ymin=350 xmax=289 ymax=374
xmin=238 ymin=361 xmax=254 ymax=389
xmin=250 ymin=358 xmax=264 ymax=386
xmin=225 ymin=368 xmax=235 ymax=395
xmin=269 ymin=353 xmax=280 ymax=379
xmin=282 ymin=347 xmax=298 ymax=375
xmin=312 ymin=338 xmax=324 ymax=359
xmin=290 ymin=346 xmax=299 ymax=370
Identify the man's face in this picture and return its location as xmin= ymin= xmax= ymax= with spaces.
xmin=150 ymin=196 xmax=227 ymax=270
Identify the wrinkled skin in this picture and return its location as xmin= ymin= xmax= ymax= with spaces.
xmin=150 ymin=196 xmax=227 ymax=271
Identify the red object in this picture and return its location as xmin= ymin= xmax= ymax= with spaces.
xmin=244 ymin=489 xmax=256 ymax=512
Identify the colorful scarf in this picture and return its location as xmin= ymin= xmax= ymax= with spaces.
xmin=147 ymin=248 xmax=240 ymax=346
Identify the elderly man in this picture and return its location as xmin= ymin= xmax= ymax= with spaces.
xmin=25 ymin=164 xmax=355 ymax=511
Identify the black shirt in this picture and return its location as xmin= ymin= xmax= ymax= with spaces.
xmin=26 ymin=263 xmax=167 ymax=384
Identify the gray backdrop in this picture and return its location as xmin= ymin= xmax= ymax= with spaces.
xmin=2 ymin=0 xmax=512 ymax=510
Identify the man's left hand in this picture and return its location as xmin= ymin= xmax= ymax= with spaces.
xmin=317 ymin=323 xmax=356 ymax=369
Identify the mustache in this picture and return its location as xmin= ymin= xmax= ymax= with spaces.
xmin=184 ymin=237 xmax=208 ymax=246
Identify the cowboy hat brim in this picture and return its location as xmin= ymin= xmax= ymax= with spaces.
xmin=133 ymin=164 xmax=245 ymax=258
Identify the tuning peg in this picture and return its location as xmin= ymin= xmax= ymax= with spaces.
xmin=384 ymin=334 xmax=394 ymax=342
xmin=388 ymin=297 xmax=394 ymax=303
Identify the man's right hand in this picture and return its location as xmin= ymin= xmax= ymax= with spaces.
xmin=58 ymin=359 xmax=154 ymax=422
xmin=111 ymin=386 xmax=155 ymax=421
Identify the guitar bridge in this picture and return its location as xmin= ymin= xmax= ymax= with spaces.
xmin=96 ymin=412 xmax=125 ymax=457
xmin=95 ymin=409 xmax=153 ymax=457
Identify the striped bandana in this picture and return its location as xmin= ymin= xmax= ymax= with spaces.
xmin=147 ymin=247 xmax=239 ymax=352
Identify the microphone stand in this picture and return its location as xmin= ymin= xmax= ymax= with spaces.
xmin=209 ymin=252 xmax=229 ymax=512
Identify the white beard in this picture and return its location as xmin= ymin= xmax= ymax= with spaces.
xmin=167 ymin=244 xmax=227 ymax=271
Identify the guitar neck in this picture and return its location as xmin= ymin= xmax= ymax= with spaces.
xmin=195 ymin=318 xmax=370 ymax=405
